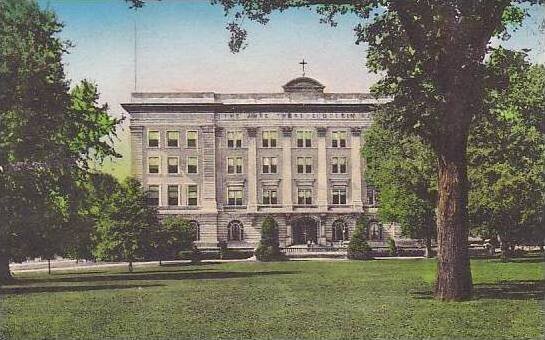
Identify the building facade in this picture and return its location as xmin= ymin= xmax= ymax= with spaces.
xmin=122 ymin=77 xmax=397 ymax=249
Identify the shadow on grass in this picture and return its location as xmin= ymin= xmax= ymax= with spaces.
xmin=413 ymin=280 xmax=545 ymax=301
xmin=0 ymin=283 xmax=164 ymax=295
xmin=11 ymin=270 xmax=300 ymax=285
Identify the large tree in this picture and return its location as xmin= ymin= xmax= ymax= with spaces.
xmin=0 ymin=0 xmax=121 ymax=282
xmin=363 ymin=117 xmax=437 ymax=257
xmin=468 ymin=49 xmax=545 ymax=260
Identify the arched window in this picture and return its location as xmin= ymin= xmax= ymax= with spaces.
xmin=332 ymin=219 xmax=349 ymax=241
xmin=227 ymin=220 xmax=244 ymax=241
xmin=189 ymin=220 xmax=200 ymax=241
xmin=370 ymin=222 xmax=383 ymax=241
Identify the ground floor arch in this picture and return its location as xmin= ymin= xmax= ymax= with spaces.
xmin=291 ymin=217 xmax=319 ymax=245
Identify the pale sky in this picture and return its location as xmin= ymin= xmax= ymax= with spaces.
xmin=38 ymin=0 xmax=545 ymax=178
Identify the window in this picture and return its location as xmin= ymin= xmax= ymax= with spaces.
xmin=227 ymin=220 xmax=244 ymax=241
xmin=297 ymin=157 xmax=312 ymax=174
xmin=296 ymin=130 xmax=312 ymax=148
xmin=227 ymin=157 xmax=243 ymax=174
xmin=167 ymin=131 xmax=179 ymax=147
xmin=147 ymin=185 xmax=159 ymax=206
xmin=262 ymin=189 xmax=278 ymax=205
xmin=187 ymin=157 xmax=198 ymax=174
xmin=227 ymin=131 xmax=242 ymax=148
xmin=167 ymin=157 xmax=179 ymax=174
xmin=187 ymin=131 xmax=198 ymax=148
xmin=332 ymin=187 xmax=347 ymax=205
xmin=297 ymin=188 xmax=312 ymax=205
xmin=331 ymin=131 xmax=347 ymax=148
xmin=262 ymin=130 xmax=277 ymax=148
xmin=262 ymin=157 xmax=278 ymax=174
xmin=367 ymin=187 xmax=378 ymax=206
xmin=227 ymin=188 xmax=243 ymax=206
xmin=167 ymin=185 xmax=179 ymax=206
xmin=370 ymin=222 xmax=383 ymax=240
xmin=148 ymin=156 xmax=160 ymax=174
xmin=187 ymin=185 xmax=198 ymax=206
xmin=148 ymin=131 xmax=159 ymax=148
xmin=189 ymin=220 xmax=200 ymax=241
xmin=332 ymin=219 xmax=349 ymax=241
xmin=332 ymin=157 xmax=347 ymax=174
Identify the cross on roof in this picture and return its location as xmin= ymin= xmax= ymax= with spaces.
xmin=299 ymin=59 xmax=307 ymax=77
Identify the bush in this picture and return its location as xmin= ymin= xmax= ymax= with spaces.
xmin=388 ymin=238 xmax=398 ymax=256
xmin=190 ymin=244 xmax=202 ymax=263
xmin=255 ymin=216 xmax=285 ymax=261
xmin=347 ymin=215 xmax=372 ymax=260
xmin=218 ymin=240 xmax=228 ymax=260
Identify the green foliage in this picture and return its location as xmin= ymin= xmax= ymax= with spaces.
xmin=363 ymin=115 xmax=437 ymax=243
xmin=388 ymin=238 xmax=398 ymax=257
xmin=0 ymin=0 xmax=120 ymax=280
xmin=347 ymin=216 xmax=372 ymax=260
xmin=468 ymin=49 xmax=545 ymax=253
xmin=255 ymin=216 xmax=285 ymax=261
xmin=155 ymin=216 xmax=196 ymax=261
xmin=93 ymin=177 xmax=158 ymax=269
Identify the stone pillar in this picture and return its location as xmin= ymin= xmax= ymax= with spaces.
xmin=246 ymin=127 xmax=258 ymax=212
xmin=281 ymin=127 xmax=293 ymax=211
xmin=129 ymin=125 xmax=144 ymax=181
xmin=201 ymin=125 xmax=218 ymax=213
xmin=316 ymin=127 xmax=328 ymax=210
xmin=351 ymin=127 xmax=363 ymax=209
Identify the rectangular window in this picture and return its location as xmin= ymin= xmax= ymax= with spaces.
xmin=148 ymin=131 xmax=159 ymax=148
xmin=297 ymin=157 xmax=312 ymax=174
xmin=148 ymin=156 xmax=160 ymax=174
xmin=332 ymin=188 xmax=347 ymax=205
xmin=332 ymin=131 xmax=347 ymax=148
xmin=332 ymin=157 xmax=347 ymax=174
xmin=187 ymin=185 xmax=198 ymax=206
xmin=147 ymin=185 xmax=159 ymax=206
xmin=167 ymin=185 xmax=179 ymax=206
xmin=262 ymin=189 xmax=278 ymax=205
xmin=297 ymin=130 xmax=312 ymax=148
xmin=227 ymin=157 xmax=243 ymax=174
xmin=297 ymin=188 xmax=312 ymax=205
xmin=367 ymin=187 xmax=378 ymax=206
xmin=167 ymin=131 xmax=179 ymax=147
xmin=262 ymin=157 xmax=278 ymax=174
xmin=262 ymin=130 xmax=278 ymax=148
xmin=187 ymin=156 xmax=198 ymax=174
xmin=227 ymin=131 xmax=242 ymax=148
xmin=167 ymin=157 xmax=179 ymax=174
xmin=187 ymin=131 xmax=198 ymax=148
xmin=228 ymin=188 xmax=243 ymax=206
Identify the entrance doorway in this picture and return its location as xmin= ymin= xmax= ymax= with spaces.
xmin=292 ymin=217 xmax=319 ymax=245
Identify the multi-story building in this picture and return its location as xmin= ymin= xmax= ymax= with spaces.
xmin=122 ymin=76 xmax=398 ymax=249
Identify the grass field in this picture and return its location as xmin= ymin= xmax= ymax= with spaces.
xmin=0 ymin=258 xmax=543 ymax=339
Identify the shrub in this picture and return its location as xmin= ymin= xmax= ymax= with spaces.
xmin=190 ymin=244 xmax=202 ymax=263
xmin=218 ymin=240 xmax=228 ymax=260
xmin=388 ymin=238 xmax=398 ymax=256
xmin=347 ymin=215 xmax=372 ymax=260
xmin=255 ymin=216 xmax=285 ymax=261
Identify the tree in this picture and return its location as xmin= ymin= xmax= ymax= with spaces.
xmin=255 ymin=216 xmax=284 ymax=261
xmin=93 ymin=177 xmax=158 ymax=272
xmin=468 ymin=49 xmax=545 ymax=261
xmin=0 ymin=0 xmax=121 ymax=282
xmin=154 ymin=216 xmax=197 ymax=265
xmin=363 ymin=116 xmax=437 ymax=257
xmin=347 ymin=215 xmax=372 ymax=260
xmin=127 ymin=0 xmax=544 ymax=300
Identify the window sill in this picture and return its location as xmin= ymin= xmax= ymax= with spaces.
xmin=223 ymin=205 xmax=247 ymax=209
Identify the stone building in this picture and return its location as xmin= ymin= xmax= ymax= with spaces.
xmin=122 ymin=76 xmax=397 ymax=249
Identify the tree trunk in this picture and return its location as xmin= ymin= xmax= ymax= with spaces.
xmin=0 ymin=253 xmax=12 ymax=283
xmin=128 ymin=260 xmax=133 ymax=273
xmin=48 ymin=259 xmax=51 ymax=275
xmin=425 ymin=231 xmax=433 ymax=258
xmin=434 ymin=144 xmax=473 ymax=301
xmin=159 ymin=259 xmax=162 ymax=266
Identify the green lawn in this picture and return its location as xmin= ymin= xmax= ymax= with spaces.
xmin=0 ymin=258 xmax=543 ymax=339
